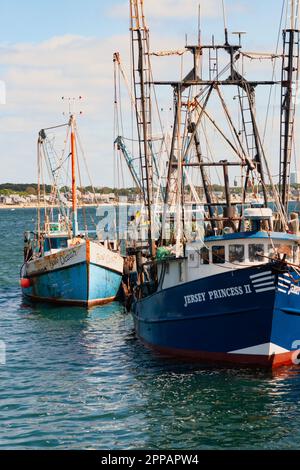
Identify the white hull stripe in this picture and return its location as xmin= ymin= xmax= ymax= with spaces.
xmin=255 ymin=287 xmax=276 ymax=293
xmin=250 ymin=271 xmax=272 ymax=280
xmin=229 ymin=342 xmax=289 ymax=356
xmin=278 ymin=282 xmax=290 ymax=288
xmin=278 ymin=278 xmax=291 ymax=285
xmin=253 ymin=281 xmax=274 ymax=288
xmin=252 ymin=275 xmax=275 ymax=284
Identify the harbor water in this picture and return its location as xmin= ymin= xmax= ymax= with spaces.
xmin=1 ymin=208 xmax=300 ymax=449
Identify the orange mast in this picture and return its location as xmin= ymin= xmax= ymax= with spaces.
xmin=70 ymin=115 xmax=78 ymax=235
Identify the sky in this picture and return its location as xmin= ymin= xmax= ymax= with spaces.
xmin=0 ymin=0 xmax=293 ymax=186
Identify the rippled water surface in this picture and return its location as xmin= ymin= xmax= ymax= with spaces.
xmin=1 ymin=208 xmax=300 ymax=449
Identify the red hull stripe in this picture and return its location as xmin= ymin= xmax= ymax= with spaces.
xmin=140 ymin=338 xmax=300 ymax=369
xmin=23 ymin=293 xmax=116 ymax=308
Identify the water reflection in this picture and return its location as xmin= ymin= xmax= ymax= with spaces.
xmin=122 ymin=333 xmax=300 ymax=449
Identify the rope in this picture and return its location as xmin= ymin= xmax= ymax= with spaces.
xmin=149 ymin=49 xmax=186 ymax=57
xmin=75 ymin=128 xmax=100 ymax=206
xmin=42 ymin=123 xmax=68 ymax=131
xmin=240 ymin=52 xmax=282 ymax=60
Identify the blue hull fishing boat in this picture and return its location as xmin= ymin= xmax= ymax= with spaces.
xmin=119 ymin=0 xmax=300 ymax=367
xmin=21 ymin=238 xmax=123 ymax=307
xmin=133 ymin=232 xmax=300 ymax=367
xmin=20 ymin=110 xmax=123 ymax=306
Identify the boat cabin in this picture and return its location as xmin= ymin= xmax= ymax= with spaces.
xmin=43 ymin=235 xmax=70 ymax=254
xmin=157 ymin=208 xmax=300 ymax=290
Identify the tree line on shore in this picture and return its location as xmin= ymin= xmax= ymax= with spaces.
xmin=0 ymin=184 xmax=139 ymax=197
xmin=1 ymin=183 xmax=300 ymax=198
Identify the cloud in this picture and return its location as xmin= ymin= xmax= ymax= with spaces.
xmin=0 ymin=33 xmax=131 ymax=185
xmin=0 ymin=1 xmax=287 ymax=187
xmin=0 ymin=27 xmax=196 ymax=185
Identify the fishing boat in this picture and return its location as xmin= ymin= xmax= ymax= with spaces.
xmin=119 ymin=0 xmax=300 ymax=368
xmin=20 ymin=109 xmax=124 ymax=307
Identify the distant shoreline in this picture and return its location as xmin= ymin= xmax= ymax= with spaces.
xmin=0 ymin=203 xmax=123 ymax=210
xmin=1 ymin=200 xmax=300 ymax=211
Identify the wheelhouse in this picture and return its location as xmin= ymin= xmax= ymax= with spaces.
xmin=157 ymin=232 xmax=300 ymax=291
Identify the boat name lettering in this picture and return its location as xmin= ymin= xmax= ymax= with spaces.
xmin=290 ymin=285 xmax=300 ymax=296
xmin=60 ymin=249 xmax=78 ymax=266
xmin=184 ymin=284 xmax=252 ymax=308
xmin=46 ymin=249 xmax=78 ymax=270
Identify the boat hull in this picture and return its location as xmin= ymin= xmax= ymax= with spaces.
xmin=133 ymin=264 xmax=300 ymax=368
xmin=21 ymin=240 xmax=123 ymax=307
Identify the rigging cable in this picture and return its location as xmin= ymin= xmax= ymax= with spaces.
xmin=262 ymin=0 xmax=286 ymax=143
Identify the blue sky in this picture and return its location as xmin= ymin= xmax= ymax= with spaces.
xmin=0 ymin=0 xmax=282 ymax=46
xmin=0 ymin=1 xmax=292 ymax=185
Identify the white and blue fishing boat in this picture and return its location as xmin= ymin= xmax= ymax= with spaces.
xmin=124 ymin=0 xmax=300 ymax=367
xmin=20 ymin=112 xmax=124 ymax=307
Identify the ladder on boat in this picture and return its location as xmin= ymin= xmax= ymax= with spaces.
xmin=239 ymin=91 xmax=256 ymax=160
xmin=130 ymin=0 xmax=154 ymax=208
xmin=41 ymin=132 xmax=69 ymax=216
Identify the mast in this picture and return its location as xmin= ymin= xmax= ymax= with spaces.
xmin=37 ymin=135 xmax=42 ymax=242
xmin=279 ymin=0 xmax=300 ymax=215
xmin=130 ymin=0 xmax=154 ymax=256
xmin=175 ymin=84 xmax=183 ymax=258
xmin=70 ymin=115 xmax=78 ymax=236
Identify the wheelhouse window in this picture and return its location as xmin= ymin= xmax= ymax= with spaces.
xmin=44 ymin=237 xmax=68 ymax=252
xmin=179 ymin=262 xmax=184 ymax=282
xmin=212 ymin=246 xmax=225 ymax=264
xmin=268 ymin=244 xmax=293 ymax=262
xmin=249 ymin=244 xmax=264 ymax=262
xmin=229 ymin=244 xmax=245 ymax=263
xmin=278 ymin=244 xmax=293 ymax=261
xmin=200 ymin=247 xmax=209 ymax=265
xmin=188 ymin=251 xmax=199 ymax=268
xmin=268 ymin=244 xmax=279 ymax=260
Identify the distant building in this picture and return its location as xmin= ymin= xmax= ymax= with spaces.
xmin=290 ymin=171 xmax=300 ymax=185
xmin=0 ymin=196 xmax=13 ymax=205
xmin=11 ymin=196 xmax=27 ymax=204
xmin=99 ymin=193 xmax=116 ymax=204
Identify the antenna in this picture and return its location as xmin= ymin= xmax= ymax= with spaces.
xmin=232 ymin=31 xmax=246 ymax=48
xmin=288 ymin=0 xmax=299 ymax=29
xmin=198 ymin=3 xmax=201 ymax=46
xmin=221 ymin=0 xmax=229 ymax=44
xmin=62 ymin=96 xmax=83 ymax=117
xmin=291 ymin=0 xmax=295 ymax=29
